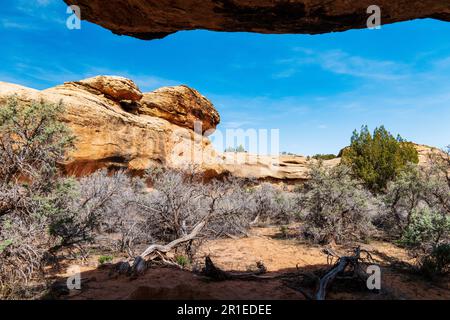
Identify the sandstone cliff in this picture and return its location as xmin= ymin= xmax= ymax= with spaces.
xmin=0 ymin=76 xmax=220 ymax=176
xmin=0 ymin=76 xmax=443 ymax=181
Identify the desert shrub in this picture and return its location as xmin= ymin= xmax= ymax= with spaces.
xmin=423 ymin=151 xmax=450 ymax=216
xmin=248 ymin=183 xmax=296 ymax=226
xmin=0 ymin=214 xmax=51 ymax=298
xmin=0 ymin=99 xmax=145 ymax=297
xmin=312 ymin=154 xmax=336 ymax=161
xmin=298 ymin=163 xmax=376 ymax=244
xmin=419 ymin=244 xmax=450 ymax=277
xmin=175 ymin=255 xmax=190 ymax=268
xmin=0 ymin=98 xmax=74 ymax=190
xmin=49 ymin=170 xmax=149 ymax=255
xmin=142 ymin=167 xmax=208 ymax=243
xmin=380 ymin=156 xmax=450 ymax=233
xmin=341 ymin=125 xmax=418 ymax=193
xmin=380 ymin=163 xmax=427 ymax=235
xmin=380 ymin=151 xmax=450 ymax=277
xmin=0 ymin=98 xmax=74 ymax=298
xmin=206 ymin=177 xmax=255 ymax=237
xmin=98 ymin=255 xmax=113 ymax=265
xmin=139 ymin=167 xmax=255 ymax=257
xmin=224 ymin=144 xmax=246 ymax=153
xmin=399 ymin=208 xmax=450 ymax=250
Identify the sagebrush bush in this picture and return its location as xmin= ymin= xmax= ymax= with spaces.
xmin=248 ymin=183 xmax=297 ymax=226
xmin=380 ymin=152 xmax=450 ymax=277
xmin=2 ymin=97 xmax=446 ymax=297
xmin=312 ymin=154 xmax=336 ymax=161
xmin=298 ymin=163 xmax=376 ymax=244
xmin=52 ymin=170 xmax=149 ymax=255
xmin=98 ymin=255 xmax=113 ymax=265
xmin=419 ymin=243 xmax=450 ymax=277
xmin=140 ymin=167 xmax=258 ymax=257
xmin=341 ymin=125 xmax=419 ymax=193
xmin=399 ymin=207 xmax=450 ymax=250
xmin=0 ymin=98 xmax=75 ymax=298
xmin=381 ymin=163 xmax=427 ymax=235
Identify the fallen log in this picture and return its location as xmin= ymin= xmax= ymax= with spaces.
xmin=126 ymin=219 xmax=208 ymax=274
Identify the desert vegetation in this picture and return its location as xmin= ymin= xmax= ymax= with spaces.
xmin=0 ymin=99 xmax=449 ymax=299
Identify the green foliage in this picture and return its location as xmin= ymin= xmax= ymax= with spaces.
xmin=341 ymin=125 xmax=419 ymax=193
xmin=0 ymin=239 xmax=13 ymax=254
xmin=399 ymin=208 xmax=450 ymax=248
xmin=312 ymin=154 xmax=336 ymax=161
xmin=98 ymin=255 xmax=113 ymax=265
xmin=381 ymin=163 xmax=426 ymax=234
xmin=419 ymin=244 xmax=450 ymax=277
xmin=175 ymin=255 xmax=190 ymax=268
xmin=0 ymin=98 xmax=76 ymax=297
xmin=299 ymin=163 xmax=376 ymax=244
xmin=279 ymin=225 xmax=289 ymax=239
xmin=0 ymin=97 xmax=75 ymax=185
xmin=224 ymin=144 xmax=246 ymax=153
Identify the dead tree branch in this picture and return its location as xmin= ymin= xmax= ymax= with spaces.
xmin=202 ymin=256 xmax=267 ymax=280
xmin=316 ymin=247 xmax=372 ymax=300
xmin=140 ymin=220 xmax=207 ymax=259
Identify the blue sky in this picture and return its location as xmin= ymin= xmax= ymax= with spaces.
xmin=1 ymin=0 xmax=450 ymax=155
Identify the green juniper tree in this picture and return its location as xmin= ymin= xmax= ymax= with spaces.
xmin=341 ymin=125 xmax=419 ymax=193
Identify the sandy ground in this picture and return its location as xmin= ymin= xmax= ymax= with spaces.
xmin=54 ymin=226 xmax=450 ymax=300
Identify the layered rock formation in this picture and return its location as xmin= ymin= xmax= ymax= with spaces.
xmin=221 ymin=153 xmax=339 ymax=182
xmin=220 ymin=144 xmax=445 ymax=182
xmin=141 ymin=86 xmax=220 ymax=134
xmin=0 ymin=76 xmax=444 ymax=181
xmin=63 ymin=0 xmax=450 ymax=40
xmin=0 ymin=76 xmax=220 ymax=176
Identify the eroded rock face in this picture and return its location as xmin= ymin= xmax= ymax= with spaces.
xmin=0 ymin=76 xmax=444 ymax=182
xmin=76 ymin=75 xmax=143 ymax=102
xmin=63 ymin=0 xmax=450 ymax=40
xmin=141 ymin=86 xmax=220 ymax=134
xmin=0 ymin=76 xmax=221 ymax=176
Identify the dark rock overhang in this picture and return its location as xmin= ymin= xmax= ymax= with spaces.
xmin=63 ymin=0 xmax=450 ymax=40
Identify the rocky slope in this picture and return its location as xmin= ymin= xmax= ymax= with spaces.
xmin=0 ymin=76 xmax=443 ymax=181
xmin=63 ymin=0 xmax=450 ymax=40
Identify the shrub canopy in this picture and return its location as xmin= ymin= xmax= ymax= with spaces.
xmin=341 ymin=125 xmax=419 ymax=193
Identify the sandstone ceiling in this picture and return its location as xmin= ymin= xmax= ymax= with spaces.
xmin=63 ymin=0 xmax=450 ymax=40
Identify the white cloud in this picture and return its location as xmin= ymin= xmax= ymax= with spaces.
xmin=274 ymin=48 xmax=409 ymax=81
xmin=0 ymin=18 xmax=39 ymax=30
xmin=317 ymin=50 xmax=408 ymax=80
xmin=1 ymin=62 xmax=181 ymax=92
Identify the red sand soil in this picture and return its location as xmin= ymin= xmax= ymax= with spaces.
xmin=56 ymin=226 xmax=450 ymax=300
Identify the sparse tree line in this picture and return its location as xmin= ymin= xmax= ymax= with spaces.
xmin=0 ymin=99 xmax=449 ymax=298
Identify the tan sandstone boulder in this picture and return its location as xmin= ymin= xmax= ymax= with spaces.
xmin=141 ymin=85 xmax=220 ymax=134
xmin=0 ymin=76 xmax=221 ymax=176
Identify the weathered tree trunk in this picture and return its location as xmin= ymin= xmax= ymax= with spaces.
xmin=140 ymin=220 xmax=206 ymax=258
xmin=316 ymin=247 xmax=363 ymax=300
